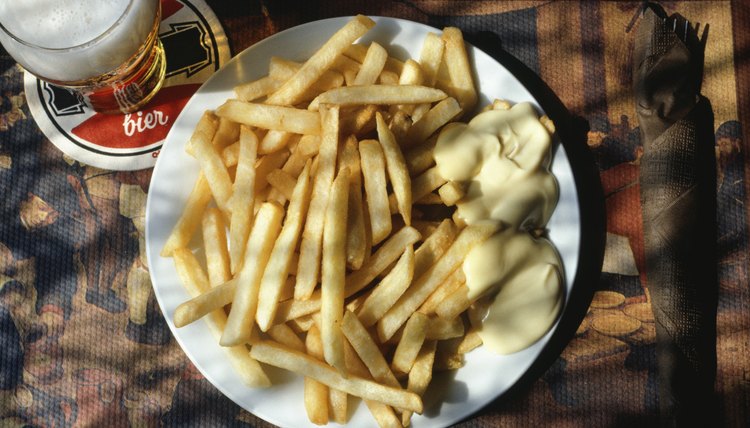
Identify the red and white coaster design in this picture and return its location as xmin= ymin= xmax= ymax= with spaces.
xmin=24 ymin=0 xmax=231 ymax=171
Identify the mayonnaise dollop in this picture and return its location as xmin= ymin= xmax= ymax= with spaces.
xmin=434 ymin=101 xmax=564 ymax=355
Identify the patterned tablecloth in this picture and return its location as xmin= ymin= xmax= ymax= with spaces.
xmin=1 ymin=1 xmax=748 ymax=426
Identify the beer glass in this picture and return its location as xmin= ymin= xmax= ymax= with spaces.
xmin=0 ymin=0 xmax=166 ymax=114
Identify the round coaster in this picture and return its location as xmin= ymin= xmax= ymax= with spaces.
xmin=24 ymin=0 xmax=231 ymax=171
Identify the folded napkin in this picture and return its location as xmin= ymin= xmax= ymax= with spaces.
xmin=634 ymin=3 xmax=717 ymax=427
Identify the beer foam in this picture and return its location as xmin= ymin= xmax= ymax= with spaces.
xmin=0 ymin=0 xmax=158 ymax=82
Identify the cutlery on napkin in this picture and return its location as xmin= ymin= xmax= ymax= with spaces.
xmin=634 ymin=3 xmax=717 ymax=426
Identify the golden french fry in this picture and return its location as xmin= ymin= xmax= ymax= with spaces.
xmin=339 ymin=137 xmax=367 ymax=270
xmin=259 ymin=130 xmax=294 ymax=155
xmin=440 ymin=27 xmax=477 ymax=114
xmin=283 ymin=135 xmax=320 ymax=177
xmin=359 ymin=139 xmax=392 ymax=244
xmin=256 ymin=163 xmax=313 ymax=332
xmin=254 ymin=149 xmax=290 ymax=193
xmin=201 ymin=207 xmax=231 ymax=286
xmin=390 ymin=59 xmax=424 ymax=116
xmin=411 ymin=166 xmax=448 ymax=203
xmin=221 ymin=202 xmax=284 ymax=346
xmin=405 ymin=97 xmax=461 ymax=146
xmin=419 ymin=32 xmax=444 ymax=87
xmin=161 ymin=173 xmax=211 ymax=257
xmin=404 ymin=137 xmax=437 ymax=176
xmin=457 ymin=329 xmax=483 ymax=354
xmin=172 ymin=249 xmax=270 ymax=387
xmin=425 ymin=315 xmax=464 ymax=340
xmin=378 ymin=70 xmax=399 ymax=85
xmin=190 ymin=113 xmax=233 ymax=216
xmin=415 ymin=193 xmax=442 ymax=205
xmin=212 ymin=117 xmax=240 ymax=150
xmin=356 ymin=246 xmax=414 ymax=327
xmin=266 ymin=15 xmax=375 ymax=105
xmin=184 ymin=110 xmax=218 ymax=156
xmin=274 ymin=291 xmax=322 ymax=324
xmin=389 ymin=109 xmax=412 ymax=143
xmin=268 ymin=57 xmax=345 ymax=101
xmin=321 ymin=167 xmax=350 ymax=373
xmin=377 ymin=223 xmax=496 ymax=341
xmin=266 ymin=168 xmax=297 ymax=201
xmin=296 ymin=105 xmax=340 ymax=300
xmin=251 ymin=341 xmax=423 ymax=413
xmin=340 ymin=104 xmax=378 ymax=137
xmin=435 ymin=283 xmax=471 ymax=320
xmin=419 ymin=267 xmax=465 ymax=314
xmin=353 ymin=42 xmax=388 ymax=86
xmin=173 ymin=278 xmax=237 ymax=328
xmin=315 ymin=85 xmax=446 ymax=107
xmin=305 ymin=325 xmax=330 ymax=425
xmin=341 ymin=311 xmax=400 ymax=388
xmin=216 ymin=100 xmax=321 ymax=135
xmin=345 ymin=226 xmax=421 ymax=297
xmin=402 ymin=340 xmax=437 ymax=425
xmin=391 ymin=312 xmax=429 ymax=375
xmin=268 ymin=323 xmax=306 ymax=353
xmin=375 ymin=112 xmax=412 ymax=225
xmin=228 ymin=126 xmax=258 ymax=274
xmin=343 ymin=341 xmax=402 ymax=428
xmin=438 ymin=180 xmax=465 ymax=206
xmin=329 ymin=388 xmax=348 ymax=425
xmin=235 ymin=75 xmax=283 ymax=102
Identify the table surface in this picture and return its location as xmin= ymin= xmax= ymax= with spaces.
xmin=1 ymin=1 xmax=748 ymax=427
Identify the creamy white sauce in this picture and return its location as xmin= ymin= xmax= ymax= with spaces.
xmin=434 ymin=101 xmax=564 ymax=355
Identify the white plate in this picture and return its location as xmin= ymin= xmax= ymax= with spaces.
xmin=146 ymin=16 xmax=581 ymax=428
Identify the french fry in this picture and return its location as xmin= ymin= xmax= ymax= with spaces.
xmin=419 ymin=32 xmax=444 ymax=87
xmin=216 ymin=100 xmax=321 ymax=135
xmin=359 ymin=139 xmax=391 ymax=244
xmin=438 ymin=180 xmax=465 ymax=206
xmin=410 ymin=166 xmax=448 ymax=203
xmin=315 ymin=85 xmax=446 ymax=107
xmin=343 ymin=341 xmax=402 ymax=428
xmin=268 ymin=57 xmax=345 ymax=100
xmin=173 ymin=278 xmax=237 ymax=328
xmin=184 ymin=110 xmax=218 ymax=156
xmin=212 ymin=117 xmax=241 ymax=150
xmin=255 ymin=163 xmax=313 ymax=332
xmin=404 ymin=137 xmax=437 ymax=176
xmin=305 ymin=325 xmax=330 ymax=425
xmin=419 ymin=267 xmax=465 ymax=314
xmin=340 ymin=104 xmax=378 ymax=137
xmin=339 ymin=137 xmax=367 ymax=270
xmin=341 ymin=311 xmax=400 ymax=388
xmin=390 ymin=59 xmax=424 ymax=116
xmin=161 ymin=173 xmax=211 ymax=257
xmin=434 ymin=336 xmax=465 ymax=371
xmin=344 ymin=43 xmax=404 ymax=74
xmin=172 ymin=248 xmax=270 ymax=387
xmin=329 ymin=388 xmax=348 ymax=425
xmin=391 ymin=312 xmax=429 ymax=375
xmin=457 ymin=329 xmax=483 ymax=354
xmin=266 ymin=168 xmax=297 ymax=201
xmin=405 ymin=97 xmax=461 ymax=146
xmin=259 ymin=129 xmax=294 ymax=155
xmin=440 ymin=27 xmax=477 ymax=114
xmin=274 ymin=291 xmax=322 ymax=324
xmin=377 ymin=223 xmax=496 ymax=341
xmin=356 ymin=246 xmax=414 ymax=327
xmin=425 ymin=315 xmax=464 ymax=340
xmin=321 ymin=167 xmax=350 ymax=373
xmin=296 ymin=105 xmax=339 ymax=300
xmin=389 ymin=110 xmax=412 ymax=143
xmin=268 ymin=323 xmax=306 ymax=352
xmin=251 ymin=341 xmax=423 ymax=413
xmin=283 ymin=135 xmax=320 ymax=177
xmin=190 ymin=112 xmax=233 ymax=216
xmin=345 ymin=226 xmax=421 ymax=297
xmin=353 ymin=42 xmax=388 ymax=86
xmin=378 ymin=70 xmax=400 ymax=85
xmin=221 ymin=202 xmax=284 ymax=346
xmin=266 ymin=15 xmax=375 ymax=105
xmin=228 ymin=126 xmax=258 ymax=274
xmin=201 ymin=207 xmax=231 ymax=286
xmin=435 ymin=283 xmax=471 ymax=320
xmin=376 ymin=112 xmax=412 ymax=225
xmin=402 ymin=340 xmax=437 ymax=426
xmin=235 ymin=75 xmax=283 ymax=102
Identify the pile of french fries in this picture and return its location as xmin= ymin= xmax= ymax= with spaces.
xmin=160 ymin=15 xmax=505 ymax=427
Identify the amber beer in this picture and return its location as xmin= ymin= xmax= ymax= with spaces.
xmin=0 ymin=0 xmax=166 ymax=114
